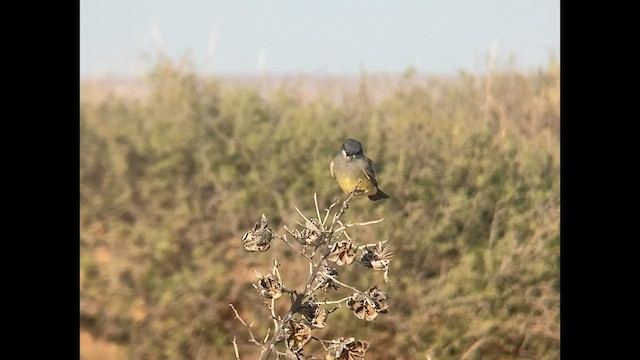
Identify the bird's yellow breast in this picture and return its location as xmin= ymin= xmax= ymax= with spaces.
xmin=336 ymin=174 xmax=377 ymax=195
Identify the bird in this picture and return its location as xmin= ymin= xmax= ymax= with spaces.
xmin=330 ymin=138 xmax=390 ymax=201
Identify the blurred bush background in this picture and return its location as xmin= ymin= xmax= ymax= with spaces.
xmin=80 ymin=53 xmax=559 ymax=359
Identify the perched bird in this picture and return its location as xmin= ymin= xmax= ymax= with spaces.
xmin=330 ymin=138 xmax=390 ymax=201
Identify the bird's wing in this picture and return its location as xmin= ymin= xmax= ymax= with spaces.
xmin=330 ymin=159 xmax=335 ymax=178
xmin=360 ymin=157 xmax=379 ymax=187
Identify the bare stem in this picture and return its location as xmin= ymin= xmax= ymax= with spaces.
xmin=274 ymin=232 xmax=313 ymax=263
xmin=270 ymin=298 xmax=278 ymax=331
xmin=295 ymin=206 xmax=312 ymax=225
xmin=231 ymin=335 xmax=240 ymax=360
xmin=272 ymin=259 xmax=282 ymax=282
xmin=334 ymin=218 xmax=384 ymax=233
xmin=319 ymin=273 xmax=365 ymax=294
xmin=322 ymin=198 xmax=341 ymax=226
xmin=229 ymin=304 xmax=264 ymax=348
xmin=330 ymin=189 xmax=359 ymax=229
xmin=356 ymin=239 xmax=390 ymax=250
xmin=315 ymin=296 xmax=353 ymax=305
xmin=314 ymin=193 xmax=322 ymax=223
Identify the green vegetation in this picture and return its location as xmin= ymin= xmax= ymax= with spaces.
xmin=80 ymin=54 xmax=559 ymax=359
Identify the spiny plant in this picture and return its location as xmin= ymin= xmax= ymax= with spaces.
xmin=230 ymin=185 xmax=394 ymax=359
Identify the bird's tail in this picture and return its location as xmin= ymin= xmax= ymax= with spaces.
xmin=368 ymin=188 xmax=390 ymax=201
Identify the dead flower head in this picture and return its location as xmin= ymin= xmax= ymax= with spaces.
xmin=254 ymin=272 xmax=283 ymax=299
xmin=315 ymin=261 xmax=339 ymax=292
xmin=325 ymin=337 xmax=370 ymax=360
xmin=360 ymin=241 xmax=394 ymax=282
xmin=301 ymin=218 xmax=325 ymax=246
xmin=286 ymin=319 xmax=312 ymax=351
xmin=346 ymin=286 xmax=389 ymax=321
xmin=328 ymin=239 xmax=357 ymax=266
xmin=360 ymin=241 xmax=394 ymax=270
xmin=290 ymin=218 xmax=325 ymax=246
xmin=242 ymin=214 xmax=274 ymax=252
xmin=367 ymin=286 xmax=389 ymax=313
xmin=284 ymin=349 xmax=313 ymax=360
xmin=299 ymin=299 xmax=332 ymax=329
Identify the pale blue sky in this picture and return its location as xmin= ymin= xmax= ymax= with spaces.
xmin=80 ymin=0 xmax=560 ymax=77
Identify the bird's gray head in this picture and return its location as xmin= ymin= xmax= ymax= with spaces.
xmin=341 ymin=138 xmax=364 ymax=157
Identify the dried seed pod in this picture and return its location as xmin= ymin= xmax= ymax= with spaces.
xmin=310 ymin=306 xmax=329 ymax=329
xmin=367 ymin=286 xmax=389 ymax=314
xmin=328 ymin=239 xmax=357 ymax=266
xmin=360 ymin=241 xmax=394 ymax=282
xmin=284 ymin=348 xmax=312 ymax=360
xmin=301 ymin=218 xmax=325 ymax=246
xmin=346 ymin=286 xmax=389 ymax=321
xmin=242 ymin=214 xmax=274 ymax=252
xmin=316 ymin=261 xmax=339 ymax=292
xmin=299 ymin=300 xmax=329 ymax=329
xmin=347 ymin=293 xmax=379 ymax=321
xmin=290 ymin=218 xmax=326 ymax=246
xmin=254 ymin=272 xmax=283 ymax=299
xmin=286 ymin=319 xmax=312 ymax=351
xmin=344 ymin=339 xmax=370 ymax=359
xmin=325 ymin=337 xmax=370 ymax=360
xmin=360 ymin=241 xmax=394 ymax=271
